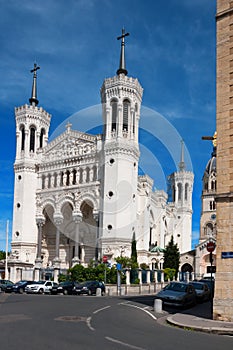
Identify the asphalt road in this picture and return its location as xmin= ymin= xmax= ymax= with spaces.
xmin=0 ymin=293 xmax=232 ymax=350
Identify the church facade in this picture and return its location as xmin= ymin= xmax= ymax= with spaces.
xmin=8 ymin=32 xmax=194 ymax=282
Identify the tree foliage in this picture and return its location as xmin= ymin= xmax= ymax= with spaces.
xmin=67 ymin=263 xmax=124 ymax=284
xmin=131 ymin=232 xmax=137 ymax=264
xmin=163 ymin=236 xmax=180 ymax=277
xmin=0 ymin=250 xmax=6 ymax=260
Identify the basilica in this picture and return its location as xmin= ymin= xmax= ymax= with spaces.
xmin=8 ymin=31 xmax=194 ymax=282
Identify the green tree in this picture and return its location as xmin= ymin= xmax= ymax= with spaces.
xmin=163 ymin=236 xmax=180 ymax=278
xmin=0 ymin=250 xmax=6 ymax=260
xmin=131 ymin=232 xmax=137 ymax=264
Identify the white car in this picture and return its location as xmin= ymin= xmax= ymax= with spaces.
xmin=25 ymin=281 xmax=58 ymax=294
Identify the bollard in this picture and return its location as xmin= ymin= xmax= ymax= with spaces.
xmin=96 ymin=288 xmax=102 ymax=297
xmin=154 ymin=299 xmax=162 ymax=313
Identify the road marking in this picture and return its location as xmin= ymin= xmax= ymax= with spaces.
xmin=119 ymin=302 xmax=157 ymax=321
xmin=105 ymin=336 xmax=146 ymax=350
xmin=86 ymin=316 xmax=95 ymax=331
xmin=93 ymin=305 xmax=111 ymax=314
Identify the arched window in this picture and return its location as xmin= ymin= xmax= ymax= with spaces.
xmin=178 ymin=183 xmax=182 ymax=201
xmin=40 ymin=128 xmax=45 ymax=148
xmin=29 ymin=127 xmax=36 ymax=152
xmin=185 ymin=183 xmax=188 ymax=200
xmin=172 ymin=185 xmax=176 ymax=202
xmin=123 ymin=99 xmax=130 ymax=131
xmin=111 ymin=99 xmax=117 ymax=132
xmin=21 ymin=126 xmax=25 ymax=151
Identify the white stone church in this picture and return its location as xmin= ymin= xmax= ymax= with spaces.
xmin=8 ymin=31 xmax=194 ymax=282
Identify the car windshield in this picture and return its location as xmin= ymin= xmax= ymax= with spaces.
xmin=191 ymin=282 xmax=204 ymax=290
xmin=16 ymin=281 xmax=27 ymax=285
xmin=165 ymin=283 xmax=187 ymax=292
xmin=60 ymin=281 xmax=71 ymax=286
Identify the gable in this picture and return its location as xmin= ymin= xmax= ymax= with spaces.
xmin=41 ymin=130 xmax=98 ymax=163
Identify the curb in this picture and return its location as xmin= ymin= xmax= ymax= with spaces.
xmin=166 ymin=315 xmax=233 ymax=335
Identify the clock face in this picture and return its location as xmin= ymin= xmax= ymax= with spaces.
xmin=211 ymin=214 xmax=216 ymax=220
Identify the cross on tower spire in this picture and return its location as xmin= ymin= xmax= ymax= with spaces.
xmin=179 ymin=139 xmax=186 ymax=172
xmin=29 ymin=63 xmax=40 ymax=106
xmin=117 ymin=28 xmax=129 ymax=76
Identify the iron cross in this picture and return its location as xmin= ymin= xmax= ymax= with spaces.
xmin=117 ymin=28 xmax=130 ymax=42
xmin=30 ymin=63 xmax=40 ymax=74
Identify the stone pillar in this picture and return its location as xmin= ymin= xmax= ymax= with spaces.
xmin=146 ymin=269 xmax=151 ymax=284
xmin=53 ymin=213 xmax=63 ymax=283
xmin=72 ymin=211 xmax=82 ymax=266
xmin=153 ymin=270 xmax=157 ymax=283
xmin=35 ymin=216 xmax=45 ymax=281
xmin=117 ymin=104 xmax=123 ymax=138
xmin=80 ymin=244 xmax=85 ymax=264
xmin=160 ymin=271 xmax=164 ymax=284
xmin=126 ymin=269 xmax=130 ymax=285
xmin=186 ymin=271 xmax=190 ymax=283
xmin=138 ymin=269 xmax=142 ymax=284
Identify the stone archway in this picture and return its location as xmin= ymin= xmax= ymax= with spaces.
xmin=79 ymin=200 xmax=97 ymax=265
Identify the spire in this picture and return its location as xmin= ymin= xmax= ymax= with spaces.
xmin=29 ymin=63 xmax=40 ymax=106
xmin=117 ymin=28 xmax=129 ymax=76
xmin=179 ymin=139 xmax=186 ymax=172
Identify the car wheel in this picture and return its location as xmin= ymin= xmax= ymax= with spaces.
xmin=19 ymin=288 xmax=24 ymax=294
xmin=39 ymin=288 xmax=44 ymax=294
xmin=88 ymin=289 xmax=92 ymax=296
xmin=63 ymin=289 xmax=68 ymax=295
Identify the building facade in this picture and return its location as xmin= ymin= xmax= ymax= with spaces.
xmin=195 ymin=140 xmax=217 ymax=279
xmin=8 ymin=32 xmax=194 ymax=282
xmin=214 ymin=0 xmax=233 ymax=321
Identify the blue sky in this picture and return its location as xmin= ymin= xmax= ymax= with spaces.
xmin=0 ymin=0 xmax=216 ymax=251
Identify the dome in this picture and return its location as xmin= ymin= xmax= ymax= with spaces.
xmin=204 ymin=148 xmax=216 ymax=176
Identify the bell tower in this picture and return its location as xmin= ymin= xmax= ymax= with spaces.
xmin=99 ymin=29 xmax=143 ymax=259
xmin=11 ymin=64 xmax=51 ymax=264
xmin=167 ymin=140 xmax=194 ymax=253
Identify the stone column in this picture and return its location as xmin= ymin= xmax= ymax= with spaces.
xmin=35 ymin=216 xmax=45 ymax=281
xmin=53 ymin=213 xmax=63 ymax=283
xmin=138 ymin=269 xmax=142 ymax=284
xmin=126 ymin=269 xmax=130 ymax=285
xmin=160 ymin=271 xmax=164 ymax=284
xmin=117 ymin=104 xmax=123 ymax=138
xmin=72 ymin=211 xmax=83 ymax=266
xmin=146 ymin=269 xmax=151 ymax=284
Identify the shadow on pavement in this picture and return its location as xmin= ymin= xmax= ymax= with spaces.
xmin=122 ymin=295 xmax=212 ymax=319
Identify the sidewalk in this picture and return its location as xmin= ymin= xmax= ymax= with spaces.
xmin=166 ymin=313 xmax=233 ymax=335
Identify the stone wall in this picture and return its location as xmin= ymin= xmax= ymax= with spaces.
xmin=214 ymin=0 xmax=233 ymax=321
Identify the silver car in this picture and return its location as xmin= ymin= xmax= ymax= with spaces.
xmin=155 ymin=281 xmax=197 ymax=308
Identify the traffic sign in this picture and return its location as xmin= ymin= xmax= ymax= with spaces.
xmin=207 ymin=241 xmax=215 ymax=253
xmin=102 ymin=255 xmax=108 ymax=263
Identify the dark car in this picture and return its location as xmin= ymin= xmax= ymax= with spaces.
xmin=199 ymin=278 xmax=215 ymax=297
xmin=51 ymin=281 xmax=77 ymax=295
xmin=189 ymin=281 xmax=211 ymax=302
xmin=0 ymin=279 xmax=14 ymax=292
xmin=5 ymin=280 xmax=37 ymax=294
xmin=155 ymin=281 xmax=196 ymax=308
xmin=74 ymin=280 xmax=105 ymax=296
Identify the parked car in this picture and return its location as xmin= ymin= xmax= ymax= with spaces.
xmin=155 ymin=281 xmax=196 ymax=308
xmin=73 ymin=280 xmax=105 ymax=296
xmin=25 ymin=281 xmax=58 ymax=294
xmin=51 ymin=281 xmax=77 ymax=295
xmin=0 ymin=279 xmax=14 ymax=292
xmin=5 ymin=280 xmax=37 ymax=294
xmin=199 ymin=278 xmax=215 ymax=297
xmin=189 ymin=281 xmax=211 ymax=302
